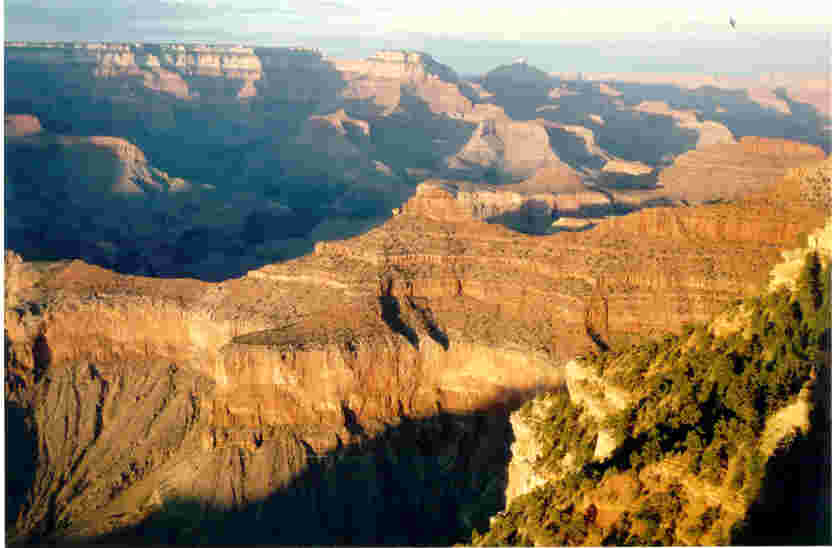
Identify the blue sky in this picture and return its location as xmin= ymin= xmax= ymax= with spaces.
xmin=3 ymin=0 xmax=832 ymax=74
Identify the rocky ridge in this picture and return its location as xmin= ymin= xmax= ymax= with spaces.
xmin=7 ymin=43 xmax=826 ymax=269
xmin=479 ymin=187 xmax=831 ymax=545
xmin=562 ymin=72 xmax=795 ymax=115
xmin=6 ymin=42 xmax=725 ymax=186
xmin=5 ymin=156 xmax=830 ymax=542
xmin=631 ymin=101 xmax=736 ymax=148
xmin=657 ymin=137 xmax=827 ymax=204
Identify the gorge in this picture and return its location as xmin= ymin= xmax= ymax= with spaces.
xmin=5 ymin=155 xmax=831 ymax=544
xmin=4 ymin=41 xmax=833 ymax=546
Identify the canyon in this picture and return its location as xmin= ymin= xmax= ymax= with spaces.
xmin=5 ymin=43 xmax=831 ymax=281
xmin=478 ymin=209 xmax=831 ymax=545
xmin=3 ymin=41 xmax=833 ymax=545
xmin=5 ymin=152 xmax=831 ymax=543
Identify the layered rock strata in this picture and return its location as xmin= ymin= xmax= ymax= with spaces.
xmin=631 ymin=101 xmax=737 ymax=148
xmin=657 ymin=137 xmax=827 ymax=204
xmin=494 ymin=208 xmax=831 ymax=544
xmin=5 ymin=158 xmax=829 ymax=542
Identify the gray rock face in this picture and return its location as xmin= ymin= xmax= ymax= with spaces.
xmin=448 ymin=118 xmax=563 ymax=180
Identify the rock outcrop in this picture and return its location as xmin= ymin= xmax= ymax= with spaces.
xmin=632 ymin=101 xmax=736 ymax=148
xmin=5 ymin=157 xmax=830 ymax=543
xmin=657 ymin=137 xmax=827 ymax=204
xmin=446 ymin=116 xmax=566 ymax=180
xmin=568 ymin=72 xmax=794 ymax=115
xmin=295 ymin=108 xmax=372 ymax=164
xmin=480 ymin=206 xmax=830 ymax=545
xmin=334 ymin=50 xmax=470 ymax=117
xmin=769 ymin=218 xmax=832 ymax=292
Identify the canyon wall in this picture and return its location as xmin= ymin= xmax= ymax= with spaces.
xmin=485 ymin=206 xmax=831 ymax=545
xmin=4 ymin=76 xmax=830 ymax=541
xmin=4 ymin=40 xmax=832 ymax=545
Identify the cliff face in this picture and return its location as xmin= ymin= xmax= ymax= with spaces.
xmin=658 ymin=138 xmax=827 ymax=204
xmin=478 ymin=210 xmax=831 ymax=546
xmin=6 ymin=42 xmax=828 ymax=287
xmin=5 ymin=43 xmax=309 ymax=102
xmin=4 ymin=241 xmax=564 ymax=541
xmin=334 ymin=50 xmax=470 ymax=117
xmin=5 ymin=153 xmax=830 ymax=544
xmin=21 ymin=43 xmax=474 ymax=117
xmin=632 ymin=101 xmax=737 ymax=148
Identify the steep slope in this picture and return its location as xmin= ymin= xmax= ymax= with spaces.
xmin=657 ymin=137 xmax=827 ymax=204
xmin=334 ymin=50 xmax=470 ymax=117
xmin=474 ymin=210 xmax=831 ymax=546
xmin=7 ymin=41 xmax=829 ymax=288
xmin=445 ymin=115 xmax=567 ymax=181
xmin=631 ymin=100 xmax=736 ymax=148
xmin=4 ymin=117 xmax=298 ymax=280
xmin=5 ymin=124 xmax=830 ymax=547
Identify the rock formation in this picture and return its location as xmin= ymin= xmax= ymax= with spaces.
xmin=566 ymin=72 xmax=794 ymax=115
xmin=446 ymin=116 xmax=566 ymax=180
xmin=5 ymin=155 xmax=830 ymax=543
xmin=481 ymin=196 xmax=831 ymax=545
xmin=4 ymin=39 xmax=832 ymax=546
xmin=334 ymin=50 xmax=470 ymax=117
xmin=657 ymin=137 xmax=827 ymax=204
xmin=631 ymin=101 xmax=736 ymax=148
xmin=5 ymin=43 xmax=828 ymax=280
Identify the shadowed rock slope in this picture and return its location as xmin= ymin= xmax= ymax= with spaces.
xmin=5 ymin=160 xmax=830 ymax=544
xmin=6 ymin=42 xmax=830 ymax=284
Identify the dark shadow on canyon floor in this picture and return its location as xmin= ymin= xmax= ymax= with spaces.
xmin=50 ymin=407 xmax=517 ymax=546
xmin=5 ymin=401 xmax=38 ymax=532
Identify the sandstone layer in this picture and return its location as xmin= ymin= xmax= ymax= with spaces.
xmin=5 ymin=156 xmax=829 ymax=542
xmin=489 ymin=206 xmax=830 ymax=545
xmin=657 ymin=137 xmax=827 ymax=204
xmin=563 ymin=72 xmax=794 ymax=115
xmin=631 ymin=101 xmax=736 ymax=148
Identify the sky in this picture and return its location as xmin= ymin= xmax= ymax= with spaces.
xmin=3 ymin=0 xmax=833 ymax=74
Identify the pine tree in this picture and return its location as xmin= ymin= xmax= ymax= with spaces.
xmin=811 ymin=259 xmax=831 ymax=342
xmin=798 ymin=251 xmax=823 ymax=321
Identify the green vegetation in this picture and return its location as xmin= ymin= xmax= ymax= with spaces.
xmin=527 ymin=389 xmax=597 ymax=474
xmin=473 ymin=250 xmax=830 ymax=546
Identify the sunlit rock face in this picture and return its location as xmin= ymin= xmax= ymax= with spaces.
xmin=5 ymin=158 xmax=829 ymax=542
xmin=658 ymin=137 xmax=827 ymax=204
xmin=3 ymin=42 xmax=832 ymax=544
xmin=333 ymin=50 xmax=471 ymax=117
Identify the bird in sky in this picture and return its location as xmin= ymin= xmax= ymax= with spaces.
xmin=729 ymin=16 xmax=736 ymax=29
